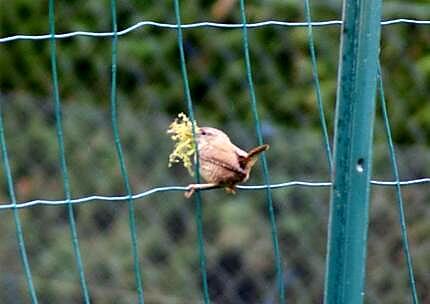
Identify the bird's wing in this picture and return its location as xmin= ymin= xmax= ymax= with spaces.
xmin=199 ymin=144 xmax=246 ymax=175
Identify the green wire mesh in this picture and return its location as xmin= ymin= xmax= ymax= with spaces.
xmin=49 ymin=0 xmax=90 ymax=302
xmin=110 ymin=0 xmax=145 ymax=302
xmin=0 ymin=1 xmax=429 ymax=303
xmin=239 ymin=0 xmax=285 ymax=302
xmin=0 ymin=103 xmax=38 ymax=303
xmin=173 ymin=0 xmax=210 ymax=302
xmin=377 ymin=63 xmax=419 ymax=304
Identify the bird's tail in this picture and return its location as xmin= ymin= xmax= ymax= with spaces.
xmin=247 ymin=144 xmax=269 ymax=158
xmin=243 ymin=144 xmax=269 ymax=170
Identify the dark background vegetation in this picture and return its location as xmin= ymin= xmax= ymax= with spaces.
xmin=0 ymin=0 xmax=429 ymax=303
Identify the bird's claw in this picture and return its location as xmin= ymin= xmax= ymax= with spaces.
xmin=185 ymin=185 xmax=196 ymax=198
xmin=225 ymin=186 xmax=236 ymax=194
xmin=184 ymin=183 xmax=219 ymax=198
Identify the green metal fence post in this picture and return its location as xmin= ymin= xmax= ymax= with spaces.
xmin=324 ymin=0 xmax=382 ymax=303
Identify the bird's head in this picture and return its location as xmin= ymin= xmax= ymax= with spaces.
xmin=196 ymin=127 xmax=232 ymax=146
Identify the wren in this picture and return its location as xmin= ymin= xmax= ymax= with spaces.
xmin=185 ymin=127 xmax=269 ymax=198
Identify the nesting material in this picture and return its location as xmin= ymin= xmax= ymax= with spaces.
xmin=167 ymin=113 xmax=199 ymax=176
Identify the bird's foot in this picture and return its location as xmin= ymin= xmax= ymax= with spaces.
xmin=224 ymin=186 xmax=237 ymax=194
xmin=185 ymin=185 xmax=196 ymax=198
xmin=184 ymin=183 xmax=218 ymax=198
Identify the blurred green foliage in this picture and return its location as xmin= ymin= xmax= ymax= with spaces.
xmin=0 ymin=0 xmax=430 ymax=303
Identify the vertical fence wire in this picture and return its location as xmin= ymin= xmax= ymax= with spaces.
xmin=377 ymin=64 xmax=419 ymax=304
xmin=173 ymin=0 xmax=210 ymax=303
xmin=0 ymin=105 xmax=38 ymax=303
xmin=48 ymin=1 xmax=91 ymax=302
xmin=303 ymin=0 xmax=333 ymax=172
xmin=238 ymin=0 xmax=285 ymax=302
xmin=109 ymin=1 xmax=145 ymax=303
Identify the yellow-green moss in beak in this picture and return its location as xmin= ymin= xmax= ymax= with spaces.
xmin=167 ymin=113 xmax=199 ymax=176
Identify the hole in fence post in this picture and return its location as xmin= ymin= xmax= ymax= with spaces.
xmin=356 ymin=158 xmax=364 ymax=173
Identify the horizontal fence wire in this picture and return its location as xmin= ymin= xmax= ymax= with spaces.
xmin=0 ymin=178 xmax=429 ymax=210
xmin=1 ymin=19 xmax=430 ymax=43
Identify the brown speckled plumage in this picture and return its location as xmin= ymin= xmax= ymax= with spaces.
xmin=185 ymin=127 xmax=269 ymax=197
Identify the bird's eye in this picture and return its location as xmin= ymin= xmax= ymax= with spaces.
xmin=201 ymin=130 xmax=207 ymax=135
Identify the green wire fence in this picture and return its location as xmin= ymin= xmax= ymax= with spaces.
xmin=0 ymin=0 xmax=429 ymax=303
xmin=173 ymin=0 xmax=210 ymax=302
xmin=110 ymin=0 xmax=145 ymax=302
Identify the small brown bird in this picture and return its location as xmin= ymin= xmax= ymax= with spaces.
xmin=185 ymin=127 xmax=269 ymax=198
